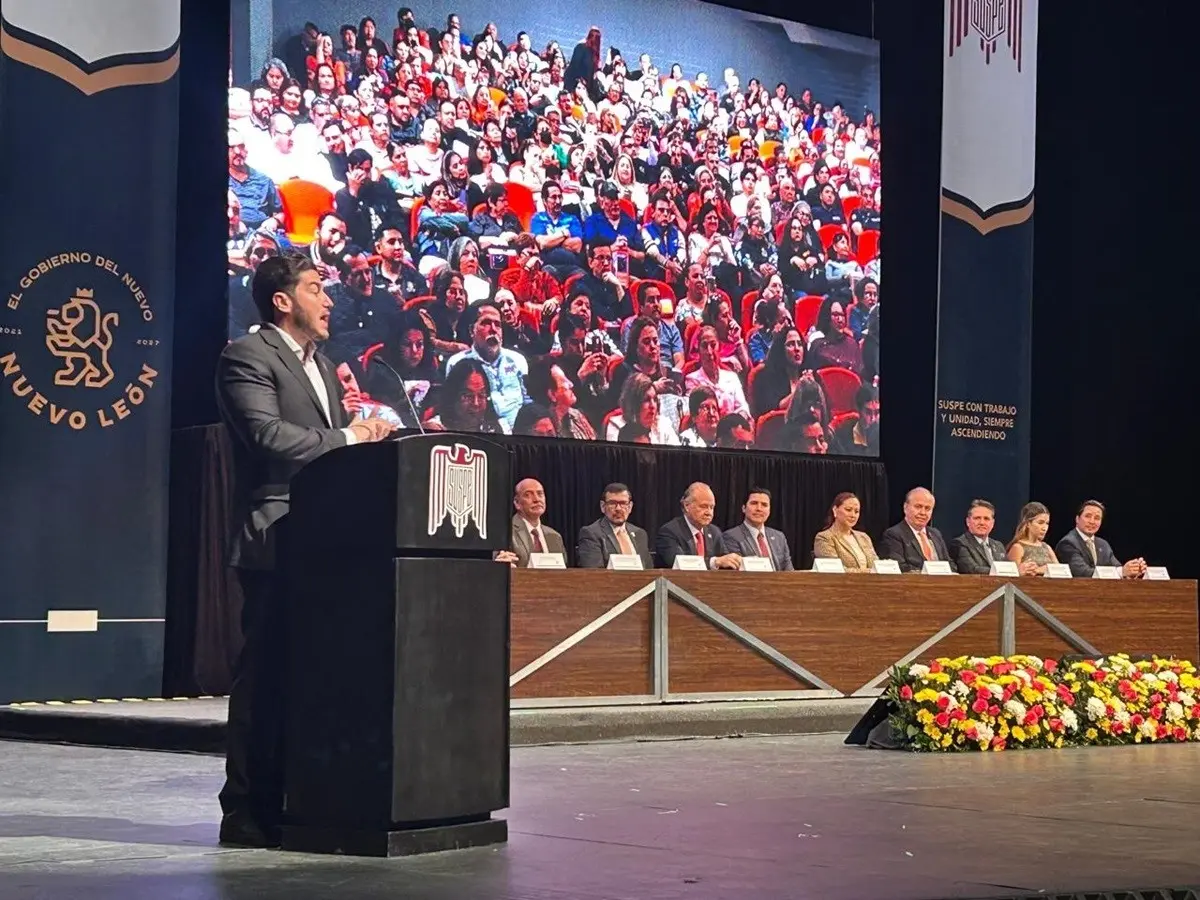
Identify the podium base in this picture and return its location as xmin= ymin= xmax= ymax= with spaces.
xmin=281 ymin=815 xmax=508 ymax=857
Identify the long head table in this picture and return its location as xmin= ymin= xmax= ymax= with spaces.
xmin=510 ymin=571 xmax=1200 ymax=707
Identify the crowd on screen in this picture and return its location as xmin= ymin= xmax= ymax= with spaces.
xmin=227 ymin=7 xmax=881 ymax=455
xmin=500 ymin=481 xmax=1148 ymax=579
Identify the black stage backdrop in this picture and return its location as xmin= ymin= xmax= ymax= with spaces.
xmin=164 ymin=425 xmax=886 ymax=695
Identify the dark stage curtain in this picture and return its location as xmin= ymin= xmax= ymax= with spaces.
xmin=165 ymin=424 xmax=886 ymax=696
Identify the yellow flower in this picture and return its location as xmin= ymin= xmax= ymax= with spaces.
xmin=977 ymin=740 xmax=990 ymax=751
xmin=916 ymin=709 xmax=934 ymax=725
xmin=914 ymin=689 xmax=939 ymax=703
xmin=1011 ymin=726 xmax=1027 ymax=741
xmin=1054 ymin=736 xmax=1064 ymax=748
xmin=1085 ymin=728 xmax=1098 ymax=740
xmin=927 ymin=672 xmax=951 ymax=684
xmin=924 ymin=724 xmax=941 ymax=739
xmin=941 ymin=733 xmax=953 ymax=748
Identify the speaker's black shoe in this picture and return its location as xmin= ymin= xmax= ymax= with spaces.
xmin=218 ymin=811 xmax=281 ymax=848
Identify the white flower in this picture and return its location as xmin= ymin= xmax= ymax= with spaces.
xmin=1114 ymin=709 xmax=1131 ymax=726
xmin=908 ymin=664 xmax=930 ymax=678
xmin=1139 ymin=719 xmax=1157 ymax=738
xmin=975 ymin=722 xmax=994 ymax=743
xmin=1023 ymin=655 xmax=1044 ymax=668
xmin=1179 ymin=693 xmax=1195 ymax=708
xmin=988 ymin=683 xmax=1004 ymax=698
xmin=1160 ymin=671 xmax=1179 ymax=683
xmin=1003 ymin=699 xmax=1027 ymax=720
xmin=1168 ymin=702 xmax=1185 ymax=721
xmin=1086 ymin=697 xmax=1106 ymax=721
xmin=968 ymin=657 xmax=987 ymax=667
xmin=950 ymin=681 xmax=971 ymax=698
xmin=1012 ymin=668 xmax=1032 ymax=685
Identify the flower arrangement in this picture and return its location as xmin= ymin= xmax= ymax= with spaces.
xmin=886 ymin=654 xmax=1199 ymax=752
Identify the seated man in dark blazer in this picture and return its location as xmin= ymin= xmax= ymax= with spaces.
xmin=721 ymin=487 xmax=794 ymax=570
xmin=880 ymin=486 xmax=957 ymax=573
xmin=949 ymin=499 xmax=1009 ymax=574
xmin=1054 ymin=499 xmax=1146 ymax=578
xmin=577 ymin=482 xmax=654 ymax=569
xmin=656 ymin=482 xmax=743 ymax=570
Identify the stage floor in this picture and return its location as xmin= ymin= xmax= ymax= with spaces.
xmin=1 ymin=735 xmax=1198 ymax=900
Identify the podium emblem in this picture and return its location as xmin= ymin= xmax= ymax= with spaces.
xmin=428 ymin=443 xmax=489 ymax=538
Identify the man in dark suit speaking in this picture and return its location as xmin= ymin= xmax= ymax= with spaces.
xmin=1055 ymin=499 xmax=1147 ymax=579
xmin=216 ymin=254 xmax=395 ymax=847
xmin=656 ymin=482 xmax=743 ymax=570
xmin=721 ymin=487 xmax=795 ymax=570
xmin=949 ymin=499 xmax=1010 ymax=574
xmin=576 ymin=482 xmax=654 ymax=569
xmin=880 ymin=486 xmax=957 ymax=573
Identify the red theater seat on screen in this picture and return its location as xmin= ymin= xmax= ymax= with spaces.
xmin=740 ymin=290 xmax=759 ymax=330
xmin=746 ymin=362 xmax=764 ymax=399
xmin=505 ymin=182 xmax=536 ymax=230
xmin=856 ymin=229 xmax=880 ymax=267
xmin=818 ymin=224 xmax=847 ymax=252
xmin=810 ymin=127 xmax=826 ymax=146
xmin=793 ymin=295 xmax=823 ymax=338
xmin=841 ymin=194 xmax=861 ymax=217
xmin=278 ymin=180 xmax=333 ymax=246
xmin=408 ymin=197 xmax=425 ymax=241
xmin=403 ymin=294 xmax=434 ymax=310
xmin=755 ymin=410 xmax=786 ymax=449
xmin=830 ymin=410 xmax=859 ymax=432
xmin=818 ymin=366 xmax=861 ymax=415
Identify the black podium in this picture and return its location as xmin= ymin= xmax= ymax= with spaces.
xmin=281 ymin=434 xmax=512 ymax=856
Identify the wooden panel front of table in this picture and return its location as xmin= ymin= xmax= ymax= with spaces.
xmin=509 ymin=571 xmax=1199 ymax=704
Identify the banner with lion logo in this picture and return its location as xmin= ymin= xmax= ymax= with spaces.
xmin=0 ymin=1 xmax=180 ymax=703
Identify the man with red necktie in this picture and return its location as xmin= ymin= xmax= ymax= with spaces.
xmin=505 ymin=477 xmax=567 ymax=567
xmin=655 ymin=482 xmax=743 ymax=570
xmin=721 ymin=487 xmax=795 ymax=570
xmin=880 ymin=486 xmax=958 ymax=573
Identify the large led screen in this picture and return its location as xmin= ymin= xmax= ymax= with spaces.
xmin=227 ymin=1 xmax=880 ymax=455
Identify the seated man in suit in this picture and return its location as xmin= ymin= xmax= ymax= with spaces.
xmin=722 ymin=487 xmax=794 ymax=570
xmin=503 ymin=478 xmax=567 ymax=567
xmin=949 ymin=499 xmax=1015 ymax=575
xmin=1054 ymin=499 xmax=1146 ymax=579
xmin=656 ymin=482 xmax=743 ymax=570
xmin=576 ymin=482 xmax=654 ymax=569
xmin=880 ymin=486 xmax=957 ymax=573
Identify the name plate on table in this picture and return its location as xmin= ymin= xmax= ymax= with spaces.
xmin=607 ymin=553 xmax=644 ymax=570
xmin=1092 ymin=566 xmax=1121 ymax=580
xmin=989 ymin=560 xmax=1020 ymax=577
xmin=922 ymin=560 xmax=954 ymax=575
xmin=811 ymin=558 xmax=845 ymax=574
xmin=1046 ymin=563 xmax=1073 ymax=579
xmin=673 ymin=555 xmax=707 ymax=571
xmin=742 ymin=556 xmax=774 ymax=572
xmin=872 ymin=559 xmax=902 ymax=574
xmin=529 ymin=552 xmax=566 ymax=569
xmin=1145 ymin=566 xmax=1171 ymax=581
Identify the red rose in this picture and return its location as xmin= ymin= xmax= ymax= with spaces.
xmin=1151 ymin=692 xmax=1164 ymax=705
xmin=1091 ymin=670 xmax=1106 ymax=681
xmin=936 ymin=695 xmax=950 ymax=710
xmin=1002 ymin=687 xmax=1015 ymax=702
xmin=965 ymin=726 xmax=978 ymax=740
xmin=899 ymin=685 xmax=913 ymax=701
xmin=1105 ymin=705 xmax=1115 ymax=717
xmin=1174 ymin=726 xmax=1188 ymax=741
xmin=1057 ymin=684 xmax=1075 ymax=703
xmin=960 ymin=670 xmax=977 ymax=685
xmin=991 ymin=736 xmax=1006 ymax=750
xmin=1112 ymin=721 xmax=1125 ymax=734
xmin=1048 ymin=717 xmax=1062 ymax=732
xmin=1191 ymin=705 xmax=1200 ymax=719
xmin=950 ymin=708 xmax=966 ymax=721
xmin=975 ymin=663 xmax=987 ymax=674
xmin=976 ymin=686 xmax=991 ymax=701
xmin=1156 ymin=724 xmax=1168 ymax=739
xmin=929 ymin=661 xmax=943 ymax=674
xmin=1031 ymin=704 xmax=1044 ymax=719
xmin=1023 ymin=711 xmax=1038 ymax=726
xmin=1150 ymin=705 xmax=1163 ymax=721
xmin=988 ymin=704 xmax=1000 ymax=717
xmin=972 ymin=698 xmax=990 ymax=714
xmin=1130 ymin=713 xmax=1144 ymax=727
xmin=1044 ymin=658 xmax=1058 ymax=673
xmin=935 ymin=712 xmax=950 ymax=728
xmin=1025 ymin=667 xmax=1039 ymax=680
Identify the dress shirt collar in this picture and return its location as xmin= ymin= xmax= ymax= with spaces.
xmin=1076 ymin=528 xmax=1096 ymax=544
xmin=519 ymin=516 xmax=542 ymax=537
xmin=908 ymin=524 xmax=930 ymax=541
xmin=976 ymin=535 xmax=990 ymax=546
xmin=743 ymin=520 xmax=765 ymax=540
xmin=269 ymin=323 xmax=314 ymax=362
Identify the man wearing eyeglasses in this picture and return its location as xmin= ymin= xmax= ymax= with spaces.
xmin=228 ymin=230 xmax=282 ymax=339
xmin=576 ymin=483 xmax=653 ymax=569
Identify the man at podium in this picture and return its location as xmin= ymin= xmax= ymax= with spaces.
xmin=215 ymin=255 xmax=395 ymax=847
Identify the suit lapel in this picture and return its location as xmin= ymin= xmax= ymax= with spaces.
xmin=602 ymin=520 xmax=621 ymax=555
xmin=315 ymin=353 xmax=345 ymax=428
xmin=261 ymin=328 xmax=330 ymax=427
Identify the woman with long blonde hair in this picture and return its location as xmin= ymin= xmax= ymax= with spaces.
xmin=1006 ymin=501 xmax=1059 ymax=576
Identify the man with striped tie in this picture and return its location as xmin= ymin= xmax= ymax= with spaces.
xmin=880 ymin=486 xmax=957 ymax=573
xmin=722 ymin=488 xmax=795 ymax=571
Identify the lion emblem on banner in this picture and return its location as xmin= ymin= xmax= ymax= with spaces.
xmin=45 ymin=288 xmax=119 ymax=389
